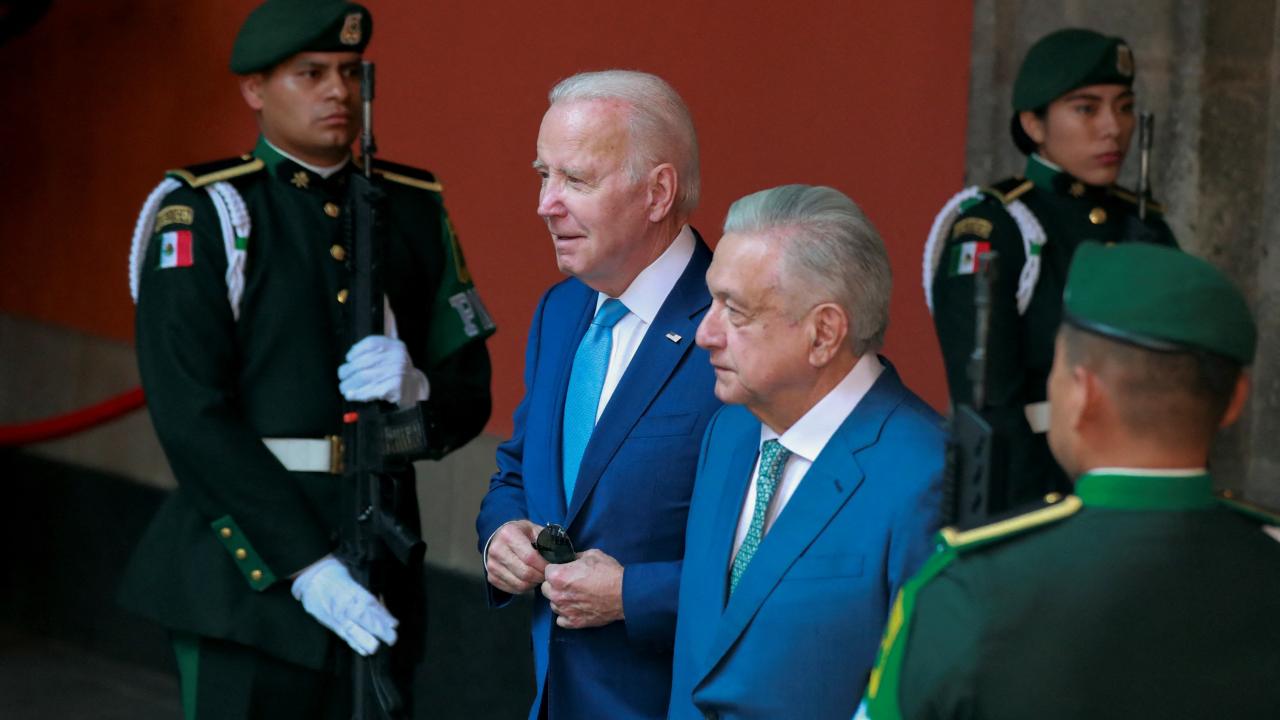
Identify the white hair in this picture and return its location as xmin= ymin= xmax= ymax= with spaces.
xmin=724 ymin=184 xmax=892 ymax=354
xmin=549 ymin=70 xmax=700 ymax=216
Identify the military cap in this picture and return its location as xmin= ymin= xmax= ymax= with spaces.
xmin=1063 ymin=242 xmax=1257 ymax=365
xmin=230 ymin=0 xmax=372 ymax=75
xmin=1013 ymin=28 xmax=1134 ymax=111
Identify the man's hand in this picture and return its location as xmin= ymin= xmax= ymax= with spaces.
xmin=338 ymin=335 xmax=430 ymax=408
xmin=485 ymin=520 xmax=549 ymax=595
xmin=542 ymin=549 xmax=624 ymax=629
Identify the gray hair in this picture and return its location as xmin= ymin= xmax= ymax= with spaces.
xmin=549 ymin=70 xmax=700 ymax=216
xmin=724 ymin=184 xmax=892 ymax=354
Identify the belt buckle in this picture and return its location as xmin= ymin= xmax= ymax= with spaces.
xmin=327 ymin=435 xmax=345 ymax=474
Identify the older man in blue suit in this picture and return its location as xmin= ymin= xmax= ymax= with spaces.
xmin=669 ymin=185 xmax=945 ymax=720
xmin=475 ymin=70 xmax=721 ymax=720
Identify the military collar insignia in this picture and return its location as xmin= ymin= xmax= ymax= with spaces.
xmin=291 ymin=170 xmax=310 ymax=189
xmin=1069 ymin=181 xmax=1086 ymax=198
xmin=1075 ymin=470 xmax=1215 ymax=510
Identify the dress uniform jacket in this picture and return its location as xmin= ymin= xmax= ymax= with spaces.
xmin=864 ymin=471 xmax=1280 ymax=719
xmin=119 ymin=136 xmax=494 ymax=670
xmin=930 ymin=155 xmax=1177 ymax=511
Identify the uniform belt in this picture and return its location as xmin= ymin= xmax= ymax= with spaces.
xmin=1024 ymin=402 xmax=1050 ymax=434
xmin=263 ymin=436 xmax=343 ymax=474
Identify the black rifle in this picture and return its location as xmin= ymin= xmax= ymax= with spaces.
xmin=339 ymin=60 xmax=429 ymax=720
xmin=941 ymin=252 xmax=1005 ymax=529
xmin=1136 ymin=112 xmax=1154 ymax=221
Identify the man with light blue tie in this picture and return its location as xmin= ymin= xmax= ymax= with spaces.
xmin=668 ymin=185 xmax=946 ymax=720
xmin=475 ymin=70 xmax=721 ymax=720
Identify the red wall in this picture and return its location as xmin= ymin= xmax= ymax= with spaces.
xmin=0 ymin=1 xmax=972 ymax=436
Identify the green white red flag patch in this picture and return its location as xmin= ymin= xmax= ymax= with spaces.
xmin=953 ymin=240 xmax=989 ymax=276
xmin=158 ymin=229 xmax=193 ymax=269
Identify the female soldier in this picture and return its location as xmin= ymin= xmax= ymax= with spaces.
xmin=926 ymin=28 xmax=1177 ymax=514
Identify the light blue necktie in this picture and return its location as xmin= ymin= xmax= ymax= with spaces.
xmin=562 ymin=298 xmax=629 ymax=504
xmin=729 ymin=439 xmax=792 ymax=595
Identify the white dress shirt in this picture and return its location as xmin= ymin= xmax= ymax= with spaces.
xmin=730 ymin=353 xmax=885 ymax=561
xmin=590 ymin=224 xmax=696 ymax=421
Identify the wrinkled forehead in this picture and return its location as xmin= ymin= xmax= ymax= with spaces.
xmin=538 ymin=99 xmax=632 ymax=163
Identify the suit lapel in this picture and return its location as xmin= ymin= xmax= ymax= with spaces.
xmin=700 ymin=423 xmax=762 ymax=610
xmin=546 ymin=284 xmax=597 ymax=519
xmin=695 ymin=364 xmax=909 ymax=685
xmin=565 ymin=239 xmax=713 ymax=526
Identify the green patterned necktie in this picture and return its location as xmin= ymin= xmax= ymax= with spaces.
xmin=729 ymin=439 xmax=792 ymax=595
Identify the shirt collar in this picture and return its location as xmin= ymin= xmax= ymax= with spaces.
xmin=595 ymin=224 xmax=695 ymax=324
xmin=255 ymin=135 xmax=350 ymax=179
xmin=759 ymin=353 xmax=885 ymax=462
xmin=1025 ymin=152 xmax=1108 ymax=197
xmin=1075 ymin=467 xmax=1215 ymax=510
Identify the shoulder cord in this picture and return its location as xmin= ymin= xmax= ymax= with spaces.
xmin=922 ymin=187 xmax=1047 ymax=316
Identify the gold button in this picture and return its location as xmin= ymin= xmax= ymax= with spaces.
xmin=250 ymin=569 xmax=264 ymax=582
xmin=220 ymin=527 xmax=233 ymax=538
xmin=331 ymin=244 xmax=346 ymax=261
xmin=234 ymin=548 xmax=248 ymax=560
xmin=337 ymin=289 xmax=349 ymax=304
xmin=324 ymin=202 xmax=340 ymax=218
xmin=1089 ymin=207 xmax=1107 ymax=224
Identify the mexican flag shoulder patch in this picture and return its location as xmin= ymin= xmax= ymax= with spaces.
xmin=950 ymin=239 xmax=990 ymax=277
xmin=158 ymin=229 xmax=194 ymax=269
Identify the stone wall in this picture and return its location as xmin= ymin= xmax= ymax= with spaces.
xmin=967 ymin=0 xmax=1280 ymax=507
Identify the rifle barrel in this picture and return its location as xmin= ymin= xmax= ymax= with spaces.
xmin=1137 ymin=112 xmax=1153 ymax=221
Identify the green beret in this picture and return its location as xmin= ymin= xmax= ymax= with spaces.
xmin=1012 ymin=28 xmax=1134 ymax=111
xmin=1063 ymin=243 xmax=1257 ymax=365
xmin=230 ymin=0 xmax=372 ymax=75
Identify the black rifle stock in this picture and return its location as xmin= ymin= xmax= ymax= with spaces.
xmin=340 ymin=60 xmax=428 ymax=720
xmin=942 ymin=252 xmax=1004 ymax=529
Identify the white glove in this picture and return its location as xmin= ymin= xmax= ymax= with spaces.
xmin=338 ymin=335 xmax=430 ymax=408
xmin=291 ymin=554 xmax=399 ymax=656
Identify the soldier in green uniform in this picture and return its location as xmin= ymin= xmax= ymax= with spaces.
xmin=926 ymin=28 xmax=1178 ymax=513
xmin=862 ymin=242 xmax=1280 ymax=719
xmin=117 ymin=1 xmax=495 ymax=717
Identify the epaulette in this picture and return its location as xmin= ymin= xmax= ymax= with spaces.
xmin=978 ymin=176 xmax=1034 ymax=206
xmin=1216 ymin=492 xmax=1280 ymax=526
xmin=1108 ymin=185 xmax=1165 ymax=214
xmin=166 ymin=154 xmax=264 ymax=188
xmin=371 ymin=159 xmax=443 ymax=193
xmin=939 ymin=493 xmax=1082 ymax=553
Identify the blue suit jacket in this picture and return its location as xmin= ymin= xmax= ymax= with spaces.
xmin=668 ymin=363 xmax=944 ymax=720
xmin=476 ymin=238 xmax=721 ymax=720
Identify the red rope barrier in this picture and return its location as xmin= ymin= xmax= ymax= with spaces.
xmin=0 ymin=387 xmax=146 ymax=446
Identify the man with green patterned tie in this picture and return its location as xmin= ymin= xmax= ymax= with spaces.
xmin=118 ymin=1 xmax=494 ymax=717
xmin=668 ymin=184 xmax=945 ymax=719
xmin=863 ymin=242 xmax=1280 ymax=719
